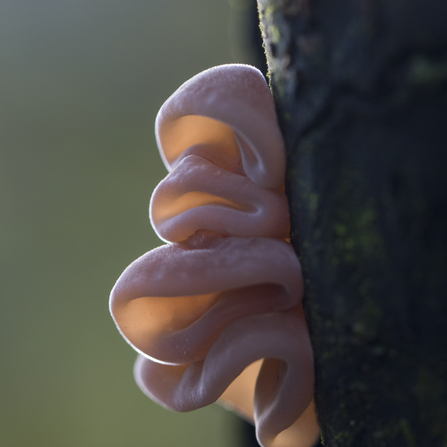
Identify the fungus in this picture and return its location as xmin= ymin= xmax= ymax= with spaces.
xmin=110 ymin=64 xmax=320 ymax=447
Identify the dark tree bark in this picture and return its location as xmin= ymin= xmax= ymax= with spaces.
xmin=257 ymin=0 xmax=447 ymax=445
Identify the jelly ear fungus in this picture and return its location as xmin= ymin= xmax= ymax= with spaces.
xmin=110 ymin=64 xmax=320 ymax=447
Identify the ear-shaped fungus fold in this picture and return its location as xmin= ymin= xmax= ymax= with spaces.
xmin=155 ymin=65 xmax=286 ymax=190
xmin=150 ymin=153 xmax=290 ymax=243
xmin=110 ymin=64 xmax=320 ymax=447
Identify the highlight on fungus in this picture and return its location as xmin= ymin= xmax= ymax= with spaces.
xmin=109 ymin=64 xmax=320 ymax=447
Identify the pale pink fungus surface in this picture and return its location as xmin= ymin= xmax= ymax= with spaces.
xmin=110 ymin=64 xmax=320 ymax=447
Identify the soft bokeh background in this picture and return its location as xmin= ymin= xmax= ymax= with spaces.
xmin=0 ymin=0 xmax=257 ymax=445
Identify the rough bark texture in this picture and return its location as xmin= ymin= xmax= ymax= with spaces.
xmin=257 ymin=0 xmax=447 ymax=446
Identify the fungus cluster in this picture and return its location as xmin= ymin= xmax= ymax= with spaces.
xmin=110 ymin=64 xmax=320 ymax=447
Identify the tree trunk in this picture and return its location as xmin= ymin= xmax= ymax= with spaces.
xmin=257 ymin=0 xmax=447 ymax=445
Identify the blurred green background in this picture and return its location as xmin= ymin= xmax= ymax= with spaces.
xmin=0 ymin=0 xmax=256 ymax=445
